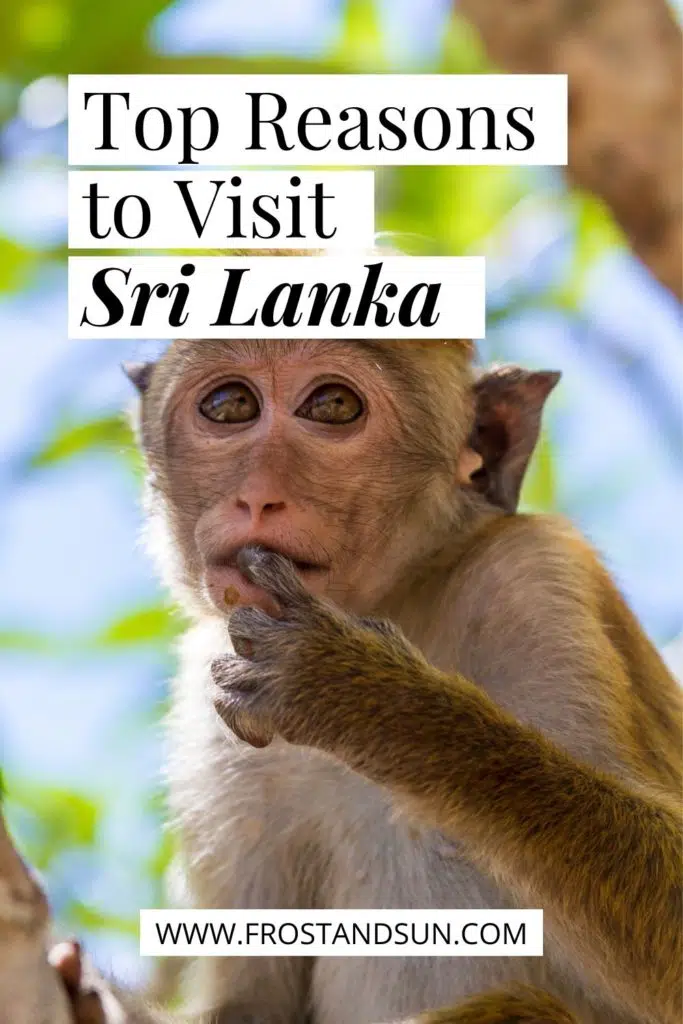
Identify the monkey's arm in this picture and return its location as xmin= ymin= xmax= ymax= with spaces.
xmin=212 ymin=548 xmax=682 ymax=1024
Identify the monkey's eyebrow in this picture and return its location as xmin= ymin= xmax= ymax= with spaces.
xmin=169 ymin=338 xmax=403 ymax=381
xmin=204 ymin=338 xmax=386 ymax=361
xmin=246 ymin=339 xmax=401 ymax=372
xmin=315 ymin=339 xmax=404 ymax=372
xmin=318 ymin=339 xmax=386 ymax=360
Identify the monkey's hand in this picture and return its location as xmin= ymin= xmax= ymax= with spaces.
xmin=211 ymin=547 xmax=437 ymax=759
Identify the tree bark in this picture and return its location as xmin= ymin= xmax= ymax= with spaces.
xmin=458 ymin=0 xmax=683 ymax=299
xmin=0 ymin=812 xmax=74 ymax=1024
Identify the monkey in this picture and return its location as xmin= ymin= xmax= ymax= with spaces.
xmin=213 ymin=544 xmax=682 ymax=1024
xmin=50 ymin=338 xmax=681 ymax=1024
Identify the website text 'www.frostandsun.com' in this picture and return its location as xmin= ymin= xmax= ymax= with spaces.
xmin=140 ymin=909 xmax=543 ymax=957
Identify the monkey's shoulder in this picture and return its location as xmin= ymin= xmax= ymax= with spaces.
xmin=451 ymin=511 xmax=614 ymax=618
xmin=439 ymin=512 xmax=643 ymax=706
xmin=463 ymin=511 xmax=599 ymax=572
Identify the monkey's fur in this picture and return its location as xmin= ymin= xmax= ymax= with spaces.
xmin=112 ymin=339 xmax=680 ymax=1024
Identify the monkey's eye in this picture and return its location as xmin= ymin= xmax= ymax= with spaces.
xmin=296 ymin=384 xmax=363 ymax=425
xmin=199 ymin=382 xmax=260 ymax=423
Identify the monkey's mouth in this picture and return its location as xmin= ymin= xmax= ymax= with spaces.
xmin=203 ymin=544 xmax=329 ymax=615
xmin=291 ymin=558 xmax=325 ymax=573
xmin=213 ymin=544 xmax=328 ymax=576
xmin=216 ymin=552 xmax=325 ymax=577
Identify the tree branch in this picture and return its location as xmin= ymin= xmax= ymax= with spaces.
xmin=458 ymin=0 xmax=683 ymax=299
xmin=0 ymin=812 xmax=73 ymax=1024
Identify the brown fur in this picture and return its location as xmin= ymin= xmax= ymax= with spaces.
xmin=110 ymin=339 xmax=681 ymax=1024
xmin=410 ymin=983 xmax=579 ymax=1023
xmin=215 ymin=535 xmax=682 ymax=1023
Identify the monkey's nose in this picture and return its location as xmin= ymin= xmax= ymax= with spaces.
xmin=235 ymin=497 xmax=287 ymax=520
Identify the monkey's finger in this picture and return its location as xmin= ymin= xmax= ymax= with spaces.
xmin=236 ymin=547 xmax=313 ymax=611
xmin=229 ymin=606 xmax=289 ymax=660
xmin=359 ymin=617 xmax=406 ymax=643
xmin=211 ymin=655 xmax=260 ymax=689
xmin=71 ymin=988 xmax=106 ymax=1024
xmin=211 ymin=682 xmax=275 ymax=748
xmin=210 ymin=658 xmax=267 ymax=703
xmin=50 ymin=942 xmax=107 ymax=1024
xmin=49 ymin=939 xmax=82 ymax=996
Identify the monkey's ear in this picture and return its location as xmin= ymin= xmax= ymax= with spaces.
xmin=468 ymin=366 xmax=561 ymax=514
xmin=122 ymin=361 xmax=155 ymax=394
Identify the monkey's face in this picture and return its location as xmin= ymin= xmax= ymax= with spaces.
xmin=143 ymin=340 xmax=471 ymax=617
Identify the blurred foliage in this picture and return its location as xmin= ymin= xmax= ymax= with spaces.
xmin=0 ymin=605 xmax=183 ymax=654
xmin=0 ymin=0 xmax=632 ymax=978
xmin=519 ymin=429 xmax=556 ymax=511
xmin=27 ymin=413 xmax=139 ymax=470
xmin=561 ymin=192 xmax=627 ymax=308
xmin=3 ymin=775 xmax=145 ymax=941
xmin=0 ymin=236 xmax=38 ymax=291
xmin=330 ymin=0 xmax=385 ymax=69
xmin=6 ymin=777 xmax=99 ymax=872
xmin=94 ymin=603 xmax=185 ymax=648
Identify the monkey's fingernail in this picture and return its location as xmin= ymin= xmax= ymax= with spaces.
xmin=234 ymin=637 xmax=254 ymax=659
xmin=224 ymin=586 xmax=240 ymax=607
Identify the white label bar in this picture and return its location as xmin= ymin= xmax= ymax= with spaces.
xmin=68 ymin=255 xmax=485 ymax=339
xmin=68 ymin=74 xmax=567 ymax=166
xmin=139 ymin=909 xmax=543 ymax=957
xmin=68 ymin=170 xmax=375 ymax=249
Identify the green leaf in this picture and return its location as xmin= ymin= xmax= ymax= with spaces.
xmin=439 ymin=11 xmax=492 ymax=74
xmin=28 ymin=415 xmax=137 ymax=470
xmin=147 ymin=828 xmax=175 ymax=887
xmin=331 ymin=0 xmax=385 ymax=70
xmin=69 ymin=899 xmax=139 ymax=937
xmin=0 ymin=629 xmax=57 ymax=653
xmin=575 ymin=193 xmax=624 ymax=264
xmin=379 ymin=165 xmax=523 ymax=254
xmin=0 ymin=0 xmax=173 ymax=78
xmin=5 ymin=780 xmax=99 ymax=869
xmin=562 ymin=192 xmax=625 ymax=305
xmin=94 ymin=603 xmax=183 ymax=648
xmin=0 ymin=236 xmax=36 ymax=292
xmin=519 ymin=429 xmax=556 ymax=512
xmin=0 ymin=603 xmax=183 ymax=654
